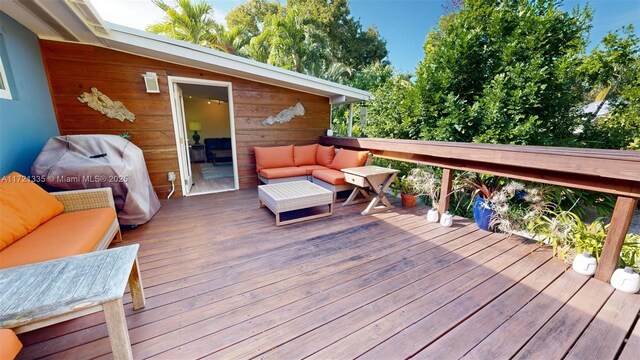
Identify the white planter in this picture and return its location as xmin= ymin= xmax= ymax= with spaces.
xmin=326 ymin=129 xmax=334 ymax=136
xmin=426 ymin=209 xmax=439 ymax=223
xmin=611 ymin=267 xmax=640 ymax=293
xmin=440 ymin=211 xmax=453 ymax=227
xmin=572 ymin=252 xmax=597 ymax=276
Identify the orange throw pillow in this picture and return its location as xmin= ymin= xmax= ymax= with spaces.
xmin=316 ymin=145 xmax=335 ymax=167
xmin=329 ymin=149 xmax=369 ymax=170
xmin=254 ymin=145 xmax=294 ymax=171
xmin=0 ymin=172 xmax=64 ymax=250
xmin=294 ymin=144 xmax=318 ymax=166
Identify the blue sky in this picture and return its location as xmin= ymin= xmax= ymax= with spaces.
xmin=350 ymin=0 xmax=640 ymax=73
xmin=93 ymin=0 xmax=640 ymax=73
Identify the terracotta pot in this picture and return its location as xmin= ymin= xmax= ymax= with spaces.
xmin=401 ymin=193 xmax=418 ymax=207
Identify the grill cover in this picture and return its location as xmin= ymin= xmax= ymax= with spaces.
xmin=32 ymin=135 xmax=161 ymax=225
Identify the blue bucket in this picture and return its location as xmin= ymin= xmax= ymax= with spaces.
xmin=473 ymin=196 xmax=494 ymax=231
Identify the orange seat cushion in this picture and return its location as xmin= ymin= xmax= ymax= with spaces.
xmin=316 ymin=145 xmax=335 ymax=167
xmin=259 ymin=167 xmax=307 ymax=179
xmin=254 ymin=145 xmax=294 ymax=172
xmin=312 ymin=169 xmax=347 ymax=186
xmin=0 ymin=172 xmax=64 ymax=250
xmin=0 ymin=208 xmax=116 ymax=269
xmin=329 ymin=149 xmax=369 ymax=170
xmin=294 ymin=144 xmax=318 ymax=166
xmin=298 ymin=165 xmax=329 ymax=175
xmin=0 ymin=329 xmax=22 ymax=360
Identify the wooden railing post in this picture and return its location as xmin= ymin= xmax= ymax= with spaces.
xmin=438 ymin=168 xmax=454 ymax=216
xmin=595 ymin=196 xmax=638 ymax=282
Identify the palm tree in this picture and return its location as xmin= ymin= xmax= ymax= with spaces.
xmin=315 ymin=62 xmax=352 ymax=83
xmin=248 ymin=32 xmax=272 ymax=63
xmin=210 ymin=26 xmax=250 ymax=56
xmin=147 ymin=0 xmax=217 ymax=46
xmin=266 ymin=10 xmax=330 ymax=73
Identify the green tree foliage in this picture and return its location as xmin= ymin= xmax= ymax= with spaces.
xmin=262 ymin=9 xmax=330 ymax=73
xmin=331 ymin=63 xmax=395 ymax=136
xmin=288 ymin=0 xmax=388 ymax=70
xmin=365 ymin=75 xmax=423 ymax=139
xmin=147 ymin=0 xmax=218 ymax=46
xmin=348 ymin=62 xmax=395 ymax=91
xmin=415 ymin=0 xmax=592 ymax=145
xmin=149 ymin=0 xmax=387 ymax=83
xmin=225 ymin=0 xmax=283 ymax=37
xmin=209 ymin=25 xmax=251 ymax=55
xmin=580 ymin=26 xmax=640 ymax=149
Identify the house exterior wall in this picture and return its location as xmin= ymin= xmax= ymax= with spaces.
xmin=0 ymin=12 xmax=58 ymax=176
xmin=39 ymin=40 xmax=330 ymax=197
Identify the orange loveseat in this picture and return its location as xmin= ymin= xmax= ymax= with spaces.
xmin=254 ymin=144 xmax=370 ymax=199
xmin=0 ymin=172 xmax=122 ymax=359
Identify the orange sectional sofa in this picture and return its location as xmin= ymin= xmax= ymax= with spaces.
xmin=254 ymin=144 xmax=370 ymax=198
xmin=0 ymin=329 xmax=21 ymax=360
xmin=0 ymin=172 xmax=122 ymax=359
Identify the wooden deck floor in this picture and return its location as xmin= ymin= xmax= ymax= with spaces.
xmin=17 ymin=189 xmax=640 ymax=359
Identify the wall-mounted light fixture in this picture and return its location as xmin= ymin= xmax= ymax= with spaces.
xmin=142 ymin=72 xmax=160 ymax=93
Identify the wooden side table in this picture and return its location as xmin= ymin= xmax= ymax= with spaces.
xmin=190 ymin=144 xmax=206 ymax=163
xmin=0 ymin=245 xmax=145 ymax=360
xmin=341 ymin=166 xmax=399 ymax=215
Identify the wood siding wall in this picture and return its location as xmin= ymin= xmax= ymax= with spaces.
xmin=40 ymin=40 xmax=330 ymax=197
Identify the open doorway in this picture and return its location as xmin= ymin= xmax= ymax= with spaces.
xmin=168 ymin=77 xmax=239 ymax=196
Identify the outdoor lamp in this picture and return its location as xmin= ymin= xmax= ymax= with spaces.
xmin=189 ymin=122 xmax=202 ymax=144
xmin=142 ymin=72 xmax=160 ymax=93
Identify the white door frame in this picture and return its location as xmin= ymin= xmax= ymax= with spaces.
xmin=172 ymin=83 xmax=194 ymax=194
xmin=167 ymin=76 xmax=240 ymax=196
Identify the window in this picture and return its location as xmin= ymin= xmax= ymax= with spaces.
xmin=0 ymin=52 xmax=12 ymax=100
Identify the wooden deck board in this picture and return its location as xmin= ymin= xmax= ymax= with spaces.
xmin=306 ymin=240 xmax=542 ymax=360
xmin=415 ymin=259 xmax=568 ymax=360
xmin=566 ymin=290 xmax=640 ymax=360
xmin=205 ymin=234 xmax=512 ymax=360
xmin=513 ymin=279 xmax=614 ymax=359
xmin=13 ymin=189 xmax=639 ymax=360
xmin=619 ymin=313 xmax=640 ymax=360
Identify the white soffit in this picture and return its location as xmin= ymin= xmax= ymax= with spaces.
xmin=0 ymin=0 xmax=103 ymax=44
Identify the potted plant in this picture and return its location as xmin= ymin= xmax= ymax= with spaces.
xmin=461 ymin=173 xmax=503 ymax=231
xmin=393 ymin=168 xmax=440 ymax=209
xmin=410 ymin=168 xmax=441 ymax=221
xmin=393 ymin=176 xmax=419 ymax=207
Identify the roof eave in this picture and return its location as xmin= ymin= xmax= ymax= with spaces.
xmin=102 ymin=23 xmax=372 ymax=103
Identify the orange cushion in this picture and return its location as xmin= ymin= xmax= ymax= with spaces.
xmin=254 ymin=145 xmax=294 ymax=172
xmin=329 ymin=149 xmax=369 ymax=170
xmin=0 ymin=172 xmax=64 ymax=250
xmin=0 ymin=207 xmax=116 ymax=269
xmin=0 ymin=329 xmax=22 ymax=360
xmin=316 ymin=145 xmax=335 ymax=167
xmin=294 ymin=144 xmax=318 ymax=166
xmin=298 ymin=165 xmax=329 ymax=175
xmin=259 ymin=167 xmax=307 ymax=179
xmin=312 ymin=169 xmax=347 ymax=186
